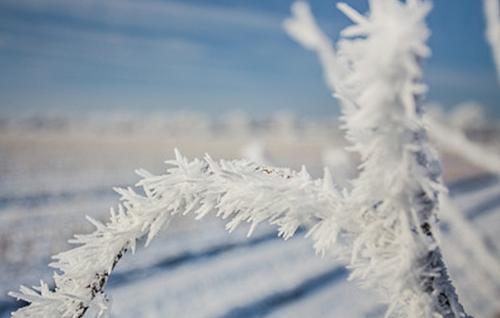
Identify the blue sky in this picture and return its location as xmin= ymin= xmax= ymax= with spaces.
xmin=0 ymin=0 xmax=498 ymax=118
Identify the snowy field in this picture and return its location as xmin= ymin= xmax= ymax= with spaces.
xmin=0 ymin=115 xmax=499 ymax=318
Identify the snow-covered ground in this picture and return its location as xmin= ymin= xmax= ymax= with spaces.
xmin=0 ymin=116 xmax=499 ymax=317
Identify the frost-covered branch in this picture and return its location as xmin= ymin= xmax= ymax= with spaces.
xmin=290 ymin=0 xmax=470 ymax=316
xmin=484 ymin=0 xmax=500 ymax=82
xmin=286 ymin=4 xmax=497 ymax=315
xmin=9 ymin=150 xmax=342 ymax=317
xmin=288 ymin=0 xmax=500 ymax=264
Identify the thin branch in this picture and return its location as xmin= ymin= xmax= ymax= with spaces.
xmin=484 ymin=0 xmax=500 ymax=83
xmin=286 ymin=1 xmax=470 ymax=316
xmin=9 ymin=151 xmax=341 ymax=317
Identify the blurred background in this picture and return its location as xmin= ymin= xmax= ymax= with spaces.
xmin=0 ymin=0 xmax=499 ymax=317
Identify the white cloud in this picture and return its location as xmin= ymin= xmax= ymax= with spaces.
xmin=0 ymin=0 xmax=287 ymax=70
xmin=2 ymin=0 xmax=282 ymax=33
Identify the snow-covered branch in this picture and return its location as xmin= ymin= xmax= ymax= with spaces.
xmin=286 ymin=3 xmax=499 ymax=316
xmin=296 ymin=0 xmax=469 ymax=316
xmin=484 ymin=0 xmax=500 ymax=82
xmin=9 ymin=150 xmax=342 ymax=317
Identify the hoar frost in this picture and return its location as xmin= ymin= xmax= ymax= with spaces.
xmin=10 ymin=1 xmax=470 ymax=317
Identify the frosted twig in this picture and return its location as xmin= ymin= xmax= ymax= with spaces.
xmin=9 ymin=151 xmax=342 ymax=317
xmin=484 ymin=0 xmax=500 ymax=82
xmin=286 ymin=4 xmax=499 ymax=314
xmin=286 ymin=1 xmax=470 ymax=316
